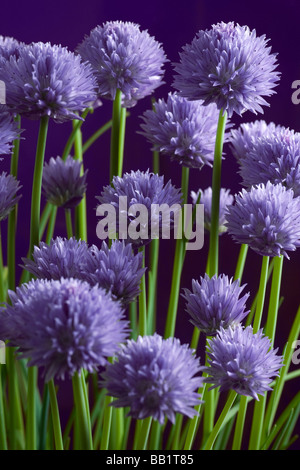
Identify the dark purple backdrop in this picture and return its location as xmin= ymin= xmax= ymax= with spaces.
xmin=0 ymin=0 xmax=300 ymax=449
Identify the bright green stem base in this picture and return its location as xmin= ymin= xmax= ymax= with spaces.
xmin=72 ymin=371 xmax=93 ymax=450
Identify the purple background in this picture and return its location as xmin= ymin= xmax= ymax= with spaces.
xmin=1 ymin=0 xmax=300 ymax=449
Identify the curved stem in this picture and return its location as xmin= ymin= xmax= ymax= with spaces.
xmin=48 ymin=379 xmax=64 ymax=450
xmin=29 ymin=115 xmax=49 ymax=256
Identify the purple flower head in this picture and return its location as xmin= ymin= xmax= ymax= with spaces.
xmin=102 ymin=333 xmax=204 ymax=424
xmin=0 ymin=107 xmax=21 ymax=155
xmin=235 ymin=125 xmax=300 ymax=197
xmin=182 ymin=274 xmax=250 ymax=335
xmin=42 ymin=155 xmax=88 ymax=209
xmin=82 ymin=240 xmax=146 ymax=306
xmin=0 ymin=42 xmax=97 ymax=122
xmin=0 ymin=172 xmax=22 ymax=221
xmin=225 ymin=182 xmax=300 ymax=258
xmin=22 ymin=236 xmax=93 ymax=281
xmin=191 ymin=187 xmax=234 ymax=235
xmin=0 ymin=36 xmax=25 ymax=60
xmin=229 ymin=120 xmax=281 ymax=162
xmin=139 ymin=93 xmax=230 ymax=169
xmin=173 ymin=22 xmax=280 ymax=117
xmin=203 ymin=324 xmax=284 ymax=400
xmin=76 ymin=21 xmax=167 ymax=108
xmin=96 ymin=170 xmax=182 ymax=247
xmin=0 ymin=278 xmax=129 ymax=381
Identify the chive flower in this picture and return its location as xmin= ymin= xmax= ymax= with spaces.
xmin=0 ymin=172 xmax=22 ymax=221
xmin=182 ymin=274 xmax=249 ymax=335
xmin=0 ymin=278 xmax=129 ymax=381
xmin=225 ymin=181 xmax=300 ymax=258
xmin=203 ymin=324 xmax=283 ymax=400
xmin=77 ymin=21 xmax=167 ymax=108
xmin=0 ymin=107 xmax=21 ymax=155
xmin=140 ymin=92 xmax=225 ymax=169
xmin=102 ymin=333 xmax=204 ymax=424
xmin=0 ymin=42 xmax=97 ymax=121
xmin=42 ymin=155 xmax=88 ymax=209
xmin=173 ymin=21 xmax=280 ymax=117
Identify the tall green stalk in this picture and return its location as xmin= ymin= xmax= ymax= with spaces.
xmin=110 ymin=89 xmax=126 ymax=181
xmin=207 ymin=109 xmax=227 ymax=278
xmin=72 ymin=371 xmax=93 ymax=450
xmin=164 ymin=166 xmax=189 ymax=339
xmin=73 ymin=120 xmax=87 ymax=242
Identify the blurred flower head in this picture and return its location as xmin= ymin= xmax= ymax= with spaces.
xmin=203 ymin=324 xmax=283 ymax=400
xmin=0 ymin=107 xmax=21 ymax=156
xmin=77 ymin=21 xmax=167 ymax=108
xmin=97 ymin=170 xmax=182 ymax=247
xmin=83 ymin=240 xmax=146 ymax=306
xmin=0 ymin=278 xmax=129 ymax=381
xmin=173 ymin=21 xmax=279 ymax=117
xmin=140 ymin=92 xmax=227 ymax=169
xmin=102 ymin=333 xmax=204 ymax=424
xmin=225 ymin=181 xmax=300 ymax=258
xmin=0 ymin=171 xmax=22 ymax=221
xmin=42 ymin=155 xmax=88 ymax=209
xmin=0 ymin=42 xmax=97 ymax=121
xmin=191 ymin=186 xmax=234 ymax=234
xmin=182 ymin=273 xmax=250 ymax=335
xmin=234 ymin=124 xmax=300 ymax=197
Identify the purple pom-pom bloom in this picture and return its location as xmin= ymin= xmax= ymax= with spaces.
xmin=229 ymin=120 xmax=281 ymax=162
xmin=139 ymin=93 xmax=226 ymax=169
xmin=102 ymin=333 xmax=204 ymax=424
xmin=0 ymin=107 xmax=21 ymax=155
xmin=22 ymin=237 xmax=93 ymax=281
xmin=191 ymin=187 xmax=234 ymax=235
xmin=0 ymin=36 xmax=24 ymax=60
xmin=0 ymin=278 xmax=129 ymax=381
xmin=225 ymin=182 xmax=300 ymax=258
xmin=0 ymin=172 xmax=22 ymax=221
xmin=0 ymin=42 xmax=97 ymax=122
xmin=42 ymin=155 xmax=88 ymax=209
xmin=77 ymin=21 xmax=167 ymax=108
xmin=97 ymin=170 xmax=182 ymax=247
xmin=83 ymin=240 xmax=146 ymax=306
xmin=182 ymin=274 xmax=249 ymax=335
xmin=203 ymin=324 xmax=283 ymax=400
xmin=234 ymin=124 xmax=300 ymax=197
xmin=173 ymin=22 xmax=279 ymax=117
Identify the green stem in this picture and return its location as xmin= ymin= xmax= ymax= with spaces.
xmin=184 ymin=384 xmax=206 ymax=450
xmin=26 ymin=367 xmax=38 ymax=449
xmin=29 ymin=115 xmax=49 ymax=256
xmin=65 ymin=209 xmax=73 ymax=239
xmin=147 ymin=238 xmax=159 ymax=334
xmin=164 ymin=166 xmax=189 ymax=339
xmin=82 ymin=119 xmax=113 ymax=154
xmin=138 ymin=246 xmax=147 ymax=336
xmin=45 ymin=206 xmax=57 ymax=245
xmin=0 ymin=365 xmax=7 ymax=450
xmin=264 ymin=255 xmax=284 ymax=346
xmin=48 ymin=379 xmax=64 ymax=450
xmin=7 ymin=114 xmax=21 ymax=292
xmin=100 ymin=395 xmax=113 ymax=450
xmin=234 ymin=244 xmax=248 ymax=282
xmin=253 ymin=256 xmax=270 ymax=333
xmin=62 ymin=108 xmax=90 ymax=161
xmin=203 ymin=390 xmax=236 ymax=450
xmin=232 ymin=395 xmax=248 ymax=450
xmin=73 ymin=120 xmax=87 ymax=242
xmin=207 ymin=109 xmax=227 ymax=278
xmin=72 ymin=371 xmax=93 ymax=450
xmin=264 ymin=304 xmax=300 ymax=435
xmin=117 ymin=107 xmax=127 ymax=177
xmin=135 ymin=417 xmax=152 ymax=450
xmin=110 ymin=88 xmax=123 ymax=181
